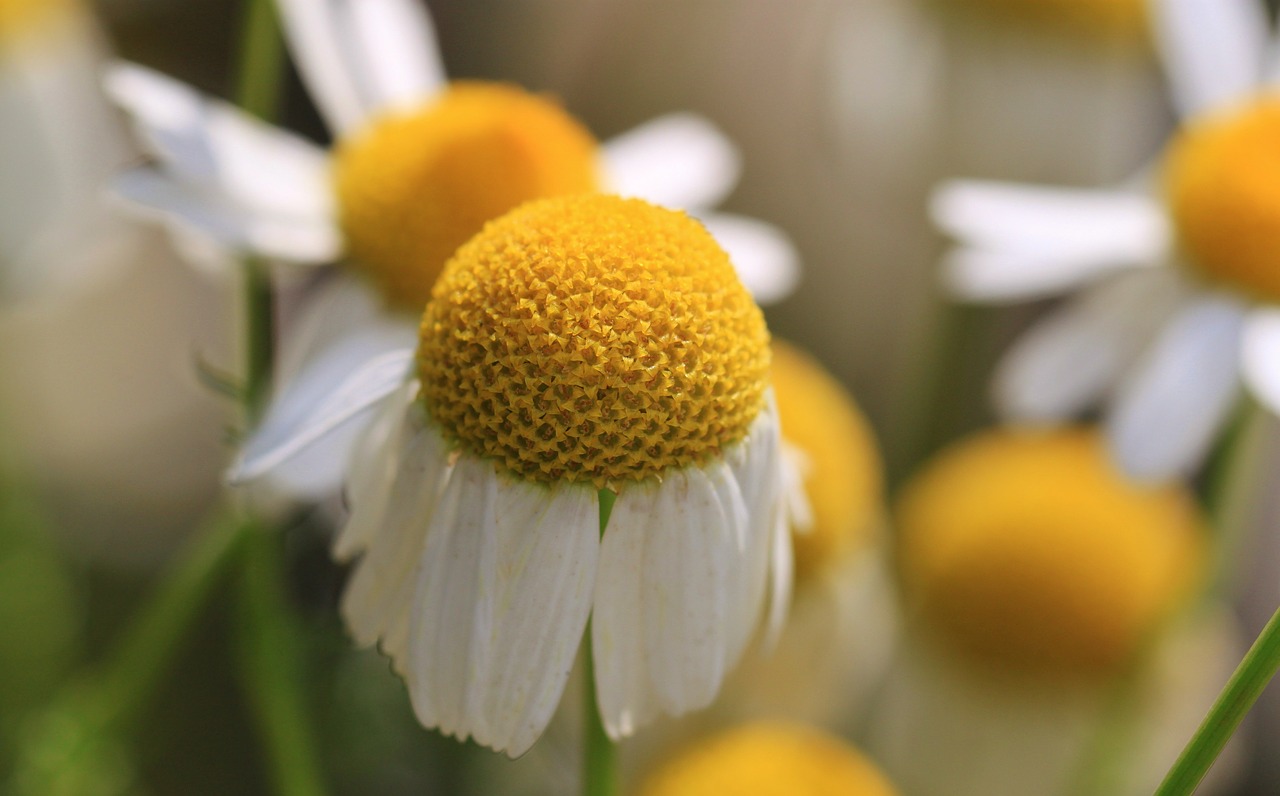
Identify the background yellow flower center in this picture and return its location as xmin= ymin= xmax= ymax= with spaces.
xmin=771 ymin=340 xmax=882 ymax=582
xmin=896 ymin=429 xmax=1204 ymax=679
xmin=1166 ymin=97 xmax=1280 ymax=303
xmin=954 ymin=0 xmax=1146 ymax=39
xmin=638 ymin=722 xmax=899 ymax=796
xmin=0 ymin=0 xmax=71 ymax=43
xmin=418 ymin=195 xmax=770 ymax=488
xmin=332 ymin=81 xmax=600 ymax=311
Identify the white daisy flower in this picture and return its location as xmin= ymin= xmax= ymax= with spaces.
xmin=102 ymin=0 xmax=797 ymax=500
xmin=932 ymin=0 xmax=1280 ymax=481
xmin=230 ymin=195 xmax=794 ymax=757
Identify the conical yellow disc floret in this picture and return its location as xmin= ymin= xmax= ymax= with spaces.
xmin=332 ymin=81 xmax=600 ymax=310
xmin=896 ymin=429 xmax=1204 ymax=678
xmin=1166 ymin=97 xmax=1280 ymax=303
xmin=418 ymin=195 xmax=770 ymax=488
xmin=771 ymin=340 xmax=882 ymax=581
xmin=638 ymin=722 xmax=899 ymax=796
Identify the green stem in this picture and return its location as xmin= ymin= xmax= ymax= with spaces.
xmin=1154 ymin=606 xmax=1280 ymax=796
xmin=1150 ymin=400 xmax=1271 ymax=795
xmin=583 ymin=490 xmax=618 ymax=796
xmin=235 ymin=528 xmax=327 ymax=796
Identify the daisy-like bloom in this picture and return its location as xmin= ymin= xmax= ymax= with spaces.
xmin=103 ymin=0 xmax=797 ymax=500
xmin=713 ymin=340 xmax=895 ymax=724
xmin=637 ymin=721 xmax=899 ymax=796
xmin=933 ymin=0 xmax=1280 ymax=481
xmin=234 ymin=194 xmax=792 ymax=756
xmin=869 ymin=428 xmax=1243 ymax=795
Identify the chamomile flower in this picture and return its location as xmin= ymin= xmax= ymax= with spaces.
xmin=869 ymin=428 xmax=1242 ymax=796
xmin=103 ymin=0 xmax=797 ymax=500
xmin=933 ymin=0 xmax=1280 ymax=481
xmin=637 ymin=722 xmax=899 ymax=796
xmin=233 ymin=195 xmax=793 ymax=756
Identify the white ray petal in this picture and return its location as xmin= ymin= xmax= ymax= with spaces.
xmin=340 ymin=413 xmax=451 ymax=648
xmin=111 ymin=167 xmax=340 ymax=263
xmin=1151 ymin=0 xmax=1268 ymax=118
xmin=933 ymin=181 xmax=1169 ymax=302
xmin=723 ymin=399 xmax=789 ymax=659
xmin=1108 ymin=295 xmax=1246 ymax=481
xmin=104 ymin=62 xmax=334 ymax=222
xmin=603 ymin=113 xmax=741 ymax=210
xmin=347 ymin=0 xmax=447 ymax=114
xmin=1241 ymin=308 xmax=1280 ymax=416
xmin=275 ymin=0 xmax=372 ymax=134
xmin=228 ymin=345 xmax=415 ymax=483
xmin=698 ymin=213 xmax=801 ymax=305
xmin=590 ymin=482 xmax=661 ymax=740
xmin=994 ymin=270 xmax=1186 ymax=423
xmin=405 ymin=457 xmax=599 ymax=757
xmin=332 ymin=379 xmax=419 ymax=561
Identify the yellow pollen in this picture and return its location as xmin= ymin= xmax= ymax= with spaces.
xmin=1166 ymin=97 xmax=1280 ymax=303
xmin=896 ymin=428 xmax=1204 ymax=679
xmin=417 ymin=195 xmax=770 ymax=488
xmin=771 ymin=340 xmax=882 ymax=582
xmin=638 ymin=722 xmax=899 ymax=796
xmin=962 ymin=0 xmax=1146 ymax=39
xmin=332 ymin=81 xmax=600 ymax=311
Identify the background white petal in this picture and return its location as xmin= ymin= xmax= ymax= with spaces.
xmin=994 ymin=270 xmax=1186 ymax=423
xmin=111 ymin=166 xmax=340 ymax=264
xmin=1241 ymin=308 xmax=1280 ymax=416
xmin=228 ymin=344 xmax=415 ymax=483
xmin=406 ymin=457 xmax=599 ymax=757
xmin=602 ymin=112 xmax=741 ymax=210
xmin=698 ymin=213 xmax=800 ymax=305
xmin=1150 ymin=0 xmax=1269 ymax=118
xmin=104 ymin=62 xmax=334 ymax=223
xmin=347 ymin=0 xmax=447 ymax=115
xmin=274 ymin=0 xmax=374 ymax=134
xmin=933 ymin=181 xmax=1169 ymax=271
xmin=1107 ymin=294 xmax=1246 ymax=481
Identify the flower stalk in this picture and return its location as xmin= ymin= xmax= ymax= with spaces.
xmin=583 ymin=489 xmax=619 ymax=796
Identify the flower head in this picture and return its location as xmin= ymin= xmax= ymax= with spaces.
xmin=638 ymin=722 xmax=899 ymax=796
xmin=932 ymin=0 xmax=1280 ymax=481
xmin=897 ymin=428 xmax=1204 ymax=678
xmin=334 ymin=82 xmax=600 ymax=308
xmin=234 ymin=195 xmax=791 ymax=757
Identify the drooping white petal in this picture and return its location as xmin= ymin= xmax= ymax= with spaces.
xmin=405 ymin=457 xmax=600 ymax=757
xmin=1107 ymin=295 xmax=1247 ymax=481
xmin=994 ymin=270 xmax=1186 ymax=423
xmin=346 ymin=0 xmax=447 ymax=114
xmin=340 ymin=410 xmax=451 ymax=650
xmin=228 ymin=345 xmax=415 ymax=484
xmin=603 ymin=113 xmax=741 ymax=210
xmin=276 ymin=0 xmax=445 ymax=135
xmin=103 ymin=62 xmax=335 ymax=223
xmin=698 ymin=213 xmax=801 ymax=305
xmin=1242 ymin=308 xmax=1280 ymax=416
xmin=724 ymin=398 xmax=791 ymax=657
xmin=593 ymin=462 xmax=754 ymax=737
xmin=111 ymin=166 xmax=340 ymax=264
xmin=933 ymin=181 xmax=1169 ymax=302
xmin=332 ymin=379 xmax=419 ymax=561
xmin=1150 ymin=0 xmax=1269 ymax=118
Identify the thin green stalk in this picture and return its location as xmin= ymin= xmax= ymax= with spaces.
xmin=584 ymin=490 xmax=618 ymax=796
xmin=235 ymin=528 xmax=327 ymax=796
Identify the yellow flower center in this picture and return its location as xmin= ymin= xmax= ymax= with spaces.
xmin=418 ymin=195 xmax=770 ymax=488
xmin=1165 ymin=97 xmax=1280 ymax=303
xmin=962 ymin=0 xmax=1146 ymax=39
xmin=0 ymin=0 xmax=71 ymax=43
xmin=896 ymin=429 xmax=1204 ymax=679
xmin=771 ymin=340 xmax=882 ymax=581
xmin=332 ymin=81 xmax=600 ymax=311
xmin=638 ymin=722 xmax=899 ymax=796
